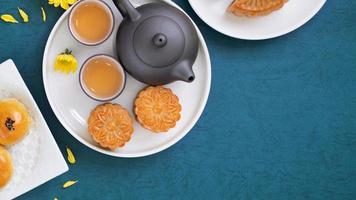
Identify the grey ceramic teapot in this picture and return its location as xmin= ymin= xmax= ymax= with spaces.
xmin=113 ymin=0 xmax=199 ymax=85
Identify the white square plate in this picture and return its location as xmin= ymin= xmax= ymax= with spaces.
xmin=0 ymin=59 xmax=68 ymax=200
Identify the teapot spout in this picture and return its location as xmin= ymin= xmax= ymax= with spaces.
xmin=171 ymin=61 xmax=195 ymax=83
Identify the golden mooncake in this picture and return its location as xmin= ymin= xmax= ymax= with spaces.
xmin=0 ymin=99 xmax=31 ymax=145
xmin=0 ymin=146 xmax=13 ymax=188
xmin=134 ymin=86 xmax=181 ymax=133
xmin=88 ymin=103 xmax=134 ymax=150
xmin=228 ymin=0 xmax=287 ymax=17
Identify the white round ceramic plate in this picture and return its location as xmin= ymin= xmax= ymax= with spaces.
xmin=42 ymin=0 xmax=211 ymax=157
xmin=188 ymin=0 xmax=326 ymax=40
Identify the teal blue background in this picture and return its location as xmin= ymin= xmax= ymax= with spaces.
xmin=0 ymin=0 xmax=355 ymax=199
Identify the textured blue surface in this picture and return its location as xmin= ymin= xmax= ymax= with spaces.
xmin=0 ymin=0 xmax=355 ymax=199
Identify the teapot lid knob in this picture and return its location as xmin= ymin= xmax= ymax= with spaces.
xmin=152 ymin=33 xmax=167 ymax=48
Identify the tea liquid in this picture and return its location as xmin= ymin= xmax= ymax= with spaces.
xmin=71 ymin=1 xmax=113 ymax=44
xmin=82 ymin=56 xmax=123 ymax=99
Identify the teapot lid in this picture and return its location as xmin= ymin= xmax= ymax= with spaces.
xmin=133 ymin=16 xmax=185 ymax=68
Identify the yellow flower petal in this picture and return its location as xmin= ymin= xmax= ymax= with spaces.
xmin=54 ymin=197 xmax=59 ymax=200
xmin=67 ymin=0 xmax=77 ymax=5
xmin=57 ymin=54 xmax=66 ymax=61
xmin=18 ymin=8 xmax=29 ymax=23
xmin=49 ymin=0 xmax=60 ymax=7
xmin=41 ymin=7 xmax=46 ymax=22
xmin=60 ymin=1 xmax=70 ymax=10
xmin=66 ymin=147 xmax=76 ymax=164
xmin=1 ymin=14 xmax=19 ymax=23
xmin=63 ymin=180 xmax=77 ymax=188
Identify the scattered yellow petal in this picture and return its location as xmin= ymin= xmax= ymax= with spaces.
xmin=1 ymin=14 xmax=19 ymax=23
xmin=63 ymin=180 xmax=77 ymax=189
xmin=41 ymin=7 xmax=46 ymax=22
xmin=66 ymin=147 xmax=76 ymax=164
xmin=18 ymin=7 xmax=29 ymax=23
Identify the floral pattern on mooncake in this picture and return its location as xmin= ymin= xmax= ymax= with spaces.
xmin=134 ymin=86 xmax=182 ymax=133
xmin=228 ymin=0 xmax=287 ymax=17
xmin=88 ymin=103 xmax=134 ymax=150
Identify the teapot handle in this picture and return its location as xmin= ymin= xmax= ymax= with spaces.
xmin=113 ymin=0 xmax=140 ymax=21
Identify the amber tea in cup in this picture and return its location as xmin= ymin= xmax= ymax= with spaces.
xmin=80 ymin=55 xmax=126 ymax=101
xmin=69 ymin=0 xmax=114 ymax=45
